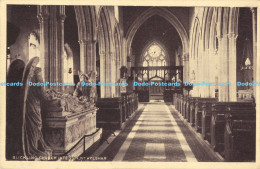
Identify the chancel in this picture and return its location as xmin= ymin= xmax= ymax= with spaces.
xmin=5 ymin=5 xmax=258 ymax=162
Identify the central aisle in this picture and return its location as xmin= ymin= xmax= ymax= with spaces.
xmin=93 ymin=101 xmax=221 ymax=162
xmin=113 ymin=101 xmax=197 ymax=162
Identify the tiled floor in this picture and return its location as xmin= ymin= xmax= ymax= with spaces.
xmin=94 ymin=101 xmax=220 ymax=162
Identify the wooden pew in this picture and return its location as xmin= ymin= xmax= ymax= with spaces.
xmin=201 ymin=99 xmax=217 ymax=141
xmin=131 ymin=93 xmax=135 ymax=115
xmin=224 ymin=103 xmax=255 ymax=161
xmin=185 ymin=96 xmax=190 ymax=122
xmin=96 ymin=98 xmax=123 ymax=130
xmin=176 ymin=94 xmax=182 ymax=112
xmin=189 ymin=97 xmax=198 ymax=126
xmin=173 ymin=93 xmax=177 ymax=107
xmin=186 ymin=97 xmax=199 ymax=123
xmin=121 ymin=94 xmax=127 ymax=122
xmin=210 ymin=102 xmax=255 ymax=155
xmin=180 ymin=95 xmax=184 ymax=116
xmin=172 ymin=89 xmax=183 ymax=109
xmin=129 ymin=93 xmax=133 ymax=116
xmin=137 ymin=89 xmax=149 ymax=102
xmin=163 ymin=89 xmax=174 ymax=102
xmin=134 ymin=93 xmax=139 ymax=111
xmin=177 ymin=94 xmax=181 ymax=112
xmin=195 ymin=98 xmax=216 ymax=133
xmin=182 ymin=96 xmax=188 ymax=119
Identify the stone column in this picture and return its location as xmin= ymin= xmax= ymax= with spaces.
xmin=204 ymin=49 xmax=210 ymax=98
xmin=122 ymin=38 xmax=127 ymax=66
xmin=78 ymin=39 xmax=87 ymax=73
xmin=218 ymin=34 xmax=229 ymax=102
xmin=37 ymin=5 xmax=66 ymax=91
xmin=56 ymin=6 xmax=66 ymax=91
xmin=209 ymin=50 xmax=217 ymax=98
xmin=104 ymin=51 xmax=112 ymax=98
xmin=37 ymin=6 xmax=49 ymax=82
xmin=183 ymin=53 xmax=189 ymax=96
xmin=228 ymin=33 xmax=238 ymax=101
xmin=251 ymin=8 xmax=257 ymax=97
xmin=85 ymin=40 xmax=97 ymax=74
xmin=110 ymin=52 xmax=116 ymax=97
xmin=100 ymin=51 xmax=105 ymax=98
xmin=48 ymin=6 xmax=57 ymax=86
xmin=116 ymin=50 xmax=121 ymax=97
xmin=198 ymin=46 xmax=203 ymax=97
xmin=79 ymin=39 xmax=97 ymax=80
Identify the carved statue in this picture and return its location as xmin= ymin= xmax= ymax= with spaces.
xmin=21 ymin=57 xmax=57 ymax=159
xmin=6 ymin=59 xmax=25 ymax=159
xmin=73 ymin=70 xmax=97 ymax=105
xmin=45 ymin=89 xmax=91 ymax=113
xmin=120 ymin=66 xmax=128 ymax=78
xmin=41 ymin=70 xmax=97 ymax=114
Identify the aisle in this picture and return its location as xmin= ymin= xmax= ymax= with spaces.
xmin=94 ymin=101 xmax=220 ymax=162
xmin=113 ymin=102 xmax=196 ymax=161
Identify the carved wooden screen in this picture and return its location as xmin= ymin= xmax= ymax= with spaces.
xmin=131 ymin=66 xmax=183 ymax=91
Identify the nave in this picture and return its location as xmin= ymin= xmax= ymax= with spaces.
xmin=82 ymin=101 xmax=222 ymax=162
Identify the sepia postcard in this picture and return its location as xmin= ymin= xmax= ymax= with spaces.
xmin=0 ymin=0 xmax=259 ymax=169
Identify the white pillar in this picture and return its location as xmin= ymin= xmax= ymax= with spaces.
xmin=198 ymin=44 xmax=203 ymax=97
xmin=218 ymin=34 xmax=229 ymax=102
xmin=79 ymin=39 xmax=88 ymax=73
xmin=228 ymin=33 xmax=238 ymax=101
xmin=204 ymin=49 xmax=210 ymax=97
xmin=209 ymin=50 xmax=217 ymax=98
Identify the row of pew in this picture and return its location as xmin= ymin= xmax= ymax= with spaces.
xmin=96 ymin=92 xmax=139 ymax=130
xmin=173 ymin=93 xmax=256 ymax=162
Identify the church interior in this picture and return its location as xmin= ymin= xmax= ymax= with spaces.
xmin=5 ymin=5 xmax=259 ymax=162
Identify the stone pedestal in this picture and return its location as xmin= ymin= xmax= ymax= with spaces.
xmin=43 ymin=108 xmax=102 ymax=157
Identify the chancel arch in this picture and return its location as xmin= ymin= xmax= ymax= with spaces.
xmin=126 ymin=7 xmax=189 ymax=57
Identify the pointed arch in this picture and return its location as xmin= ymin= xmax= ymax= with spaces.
xmin=74 ymin=6 xmax=97 ymax=41
xmin=126 ymin=7 xmax=189 ymax=57
xmin=97 ymin=7 xmax=114 ymax=52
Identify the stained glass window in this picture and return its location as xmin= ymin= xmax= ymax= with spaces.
xmin=143 ymin=43 xmax=167 ymax=67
